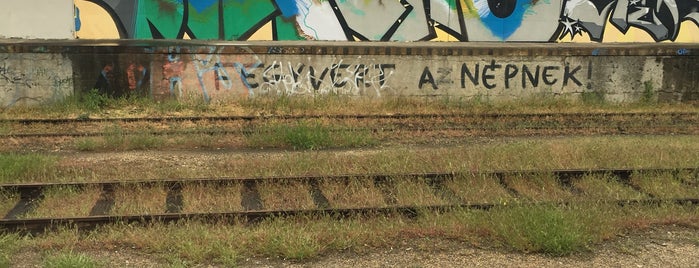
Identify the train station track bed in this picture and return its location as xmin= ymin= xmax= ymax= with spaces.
xmin=1 ymin=97 xmax=698 ymax=267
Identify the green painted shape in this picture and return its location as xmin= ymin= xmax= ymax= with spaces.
xmin=187 ymin=2 xmax=220 ymax=39
xmin=445 ymin=0 xmax=478 ymax=17
xmin=222 ymin=0 xmax=277 ymax=40
xmin=445 ymin=0 xmax=458 ymax=10
xmin=133 ymin=0 xmax=278 ymax=40
xmin=274 ymin=17 xmax=305 ymax=40
xmin=134 ymin=0 xmax=184 ymax=39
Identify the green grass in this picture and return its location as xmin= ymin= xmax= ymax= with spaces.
xmin=0 ymin=233 xmax=21 ymax=267
xmin=42 ymin=251 xmax=102 ymax=268
xmin=246 ymin=121 xmax=376 ymax=150
xmin=0 ymin=153 xmax=57 ymax=183
xmin=3 ymin=93 xmax=697 ymax=121
xmin=486 ymin=204 xmax=605 ymax=256
xmin=73 ymin=126 xmax=165 ymax=151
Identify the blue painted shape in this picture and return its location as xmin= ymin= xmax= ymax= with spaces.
xmin=189 ymin=0 xmax=218 ymax=13
xmin=75 ymin=6 xmax=81 ymax=31
xmin=479 ymin=0 xmax=530 ymax=40
xmin=275 ymin=0 xmax=299 ymax=18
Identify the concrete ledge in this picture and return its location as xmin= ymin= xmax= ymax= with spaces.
xmin=1 ymin=41 xmax=697 ymax=107
xmin=0 ymin=40 xmax=697 ymax=56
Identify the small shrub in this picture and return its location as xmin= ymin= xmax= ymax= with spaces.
xmin=641 ymin=80 xmax=656 ymax=104
xmin=80 ymin=89 xmax=110 ymax=112
xmin=74 ymin=138 xmax=99 ymax=151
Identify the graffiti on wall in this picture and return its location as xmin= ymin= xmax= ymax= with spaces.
xmin=75 ymin=0 xmax=698 ymax=42
xmin=142 ymin=51 xmax=398 ymax=100
xmin=420 ymin=60 xmax=590 ymax=90
xmin=92 ymin=47 xmax=597 ymax=102
xmin=1 ymin=56 xmax=74 ymax=107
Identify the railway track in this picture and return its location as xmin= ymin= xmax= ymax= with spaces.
xmin=2 ymin=168 xmax=697 ymax=233
xmin=1 ymin=112 xmax=698 ymax=141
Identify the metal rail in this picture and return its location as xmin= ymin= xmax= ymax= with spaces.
xmin=1 ymin=168 xmax=697 ymax=233
xmin=2 ymin=112 xmax=697 ymax=138
xmin=2 ymin=112 xmax=697 ymax=124
xmin=3 ymin=198 xmax=699 ymax=233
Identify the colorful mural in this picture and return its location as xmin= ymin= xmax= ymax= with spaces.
xmin=75 ymin=0 xmax=699 ymax=42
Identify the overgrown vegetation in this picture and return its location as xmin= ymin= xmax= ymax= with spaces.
xmin=2 ymin=92 xmax=698 ymax=120
xmin=7 ymin=202 xmax=696 ymax=266
xmin=2 ymin=92 xmax=698 ymax=266
xmin=245 ymin=120 xmax=376 ymax=150
xmin=0 ymin=233 xmax=21 ymax=267
xmin=3 ymin=136 xmax=699 ymax=183
xmin=641 ymin=80 xmax=656 ymax=104
xmin=74 ymin=125 xmax=164 ymax=151
xmin=487 ymin=204 xmax=602 ymax=255
xmin=0 ymin=153 xmax=57 ymax=183
xmin=580 ymin=90 xmax=606 ymax=105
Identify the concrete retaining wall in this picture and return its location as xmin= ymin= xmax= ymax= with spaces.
xmin=0 ymin=52 xmax=74 ymax=107
xmin=0 ymin=0 xmax=74 ymax=39
xmin=1 ymin=41 xmax=697 ymax=107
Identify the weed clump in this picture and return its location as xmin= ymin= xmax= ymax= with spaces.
xmin=42 ymin=251 xmax=102 ymax=268
xmin=487 ymin=204 xmax=602 ymax=256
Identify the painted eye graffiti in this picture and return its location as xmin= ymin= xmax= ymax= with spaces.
xmin=487 ymin=0 xmax=517 ymax=18
xmin=472 ymin=0 xmax=539 ymax=40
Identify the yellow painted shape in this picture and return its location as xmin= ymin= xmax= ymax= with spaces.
xmin=566 ymin=20 xmax=699 ymax=43
xmin=673 ymin=21 xmax=699 ymax=42
xmin=75 ymin=0 xmax=119 ymax=39
xmin=432 ymin=26 xmax=459 ymax=42
xmin=247 ymin=21 xmax=273 ymax=41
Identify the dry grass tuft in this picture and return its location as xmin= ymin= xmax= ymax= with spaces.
xmin=181 ymin=183 xmax=243 ymax=213
xmin=446 ymin=173 xmax=515 ymax=204
xmin=257 ymin=181 xmax=316 ymax=210
xmin=24 ymin=186 xmax=101 ymax=218
xmin=630 ymin=171 xmax=699 ymax=199
xmin=111 ymin=185 xmax=168 ymax=215
xmin=503 ymin=173 xmax=575 ymax=202
xmin=572 ymin=173 xmax=647 ymax=200
xmin=391 ymin=177 xmax=446 ymax=206
xmin=0 ymin=190 xmax=19 ymax=217
xmin=320 ymin=178 xmax=385 ymax=208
